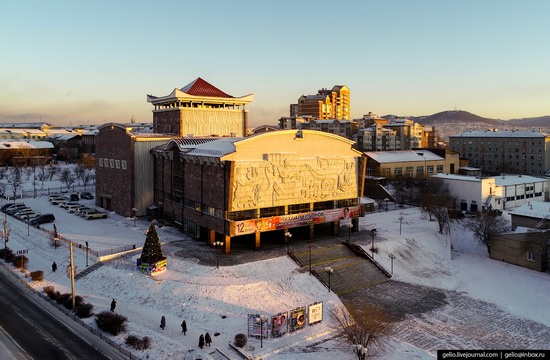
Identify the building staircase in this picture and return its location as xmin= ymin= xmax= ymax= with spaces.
xmin=74 ymin=261 xmax=105 ymax=280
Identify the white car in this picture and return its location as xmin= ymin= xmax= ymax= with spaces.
xmin=21 ymin=212 xmax=41 ymax=221
xmin=85 ymin=211 xmax=108 ymax=220
xmin=67 ymin=205 xmax=88 ymax=213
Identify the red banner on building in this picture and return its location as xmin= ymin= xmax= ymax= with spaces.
xmin=230 ymin=206 xmax=360 ymax=236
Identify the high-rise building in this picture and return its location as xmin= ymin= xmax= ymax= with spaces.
xmin=291 ymin=85 xmax=350 ymax=120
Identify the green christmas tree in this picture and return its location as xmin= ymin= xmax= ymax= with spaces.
xmin=140 ymin=222 xmax=164 ymax=263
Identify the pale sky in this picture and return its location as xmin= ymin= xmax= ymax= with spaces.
xmin=1 ymin=0 xmax=549 ymax=127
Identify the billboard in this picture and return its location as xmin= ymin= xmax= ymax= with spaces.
xmin=230 ymin=206 xmax=360 ymax=236
xmin=289 ymin=307 xmax=306 ymax=332
xmin=271 ymin=312 xmax=288 ymax=337
xmin=308 ymin=302 xmax=323 ymax=325
xmin=247 ymin=314 xmax=270 ymax=339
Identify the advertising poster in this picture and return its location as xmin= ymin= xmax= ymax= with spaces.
xmin=271 ymin=312 xmax=288 ymax=337
xmin=247 ymin=314 xmax=270 ymax=339
xmin=308 ymin=302 xmax=323 ymax=325
xmin=231 ymin=206 xmax=360 ymax=236
xmin=289 ymin=307 xmax=306 ymax=332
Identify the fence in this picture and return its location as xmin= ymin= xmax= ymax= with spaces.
xmin=2 ymin=184 xmax=93 ymax=201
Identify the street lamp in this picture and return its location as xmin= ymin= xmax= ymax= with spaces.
xmin=285 ymin=231 xmax=292 ymax=255
xmin=398 ymin=214 xmax=404 ymax=235
xmin=325 ymin=267 xmax=334 ymax=292
xmin=255 ymin=315 xmax=268 ymax=348
xmin=85 ymin=241 xmax=89 ymax=267
xmin=370 ymin=229 xmax=377 ymax=259
xmin=132 ymin=208 xmax=137 ymax=227
xmin=388 ymin=253 xmax=396 ymax=274
xmin=213 ymin=241 xmax=224 ymax=269
xmin=384 ymin=198 xmax=389 ymax=212
xmin=341 ymin=222 xmax=353 ymax=244
xmin=308 ymin=239 xmax=313 ymax=275
xmin=353 ymin=344 xmax=367 ymax=360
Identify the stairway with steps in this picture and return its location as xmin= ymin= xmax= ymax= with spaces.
xmin=74 ymin=261 xmax=105 ymax=280
xmin=290 ymin=243 xmax=390 ymax=295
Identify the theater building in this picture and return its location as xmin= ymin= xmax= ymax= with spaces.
xmin=151 ymin=130 xmax=364 ymax=253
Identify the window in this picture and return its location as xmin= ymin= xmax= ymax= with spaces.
xmin=394 ymin=167 xmax=403 ymax=175
xmin=121 ymin=160 xmax=127 ymax=170
xmin=527 ymin=251 xmax=535 ymax=262
xmin=416 ymin=166 xmax=424 ymax=174
xmin=109 ymin=159 xmax=114 ymax=168
xmin=427 ymin=165 xmax=434 ymax=174
xmin=436 ymin=165 xmax=444 ymax=173
xmin=115 ymin=160 xmax=120 ymax=169
xmin=99 ymin=158 xmax=104 ymax=167
xmin=405 ymin=166 xmax=414 ymax=174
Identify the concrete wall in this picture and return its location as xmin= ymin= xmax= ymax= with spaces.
xmin=490 ymin=231 xmax=549 ymax=272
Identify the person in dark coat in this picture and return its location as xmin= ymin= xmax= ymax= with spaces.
xmin=110 ymin=299 xmax=116 ymax=312
xmin=160 ymin=316 xmax=166 ymax=330
xmin=181 ymin=320 xmax=187 ymax=335
xmin=199 ymin=334 xmax=205 ymax=349
xmin=205 ymin=332 xmax=212 ymax=346
xmin=52 ymin=262 xmax=57 ymax=272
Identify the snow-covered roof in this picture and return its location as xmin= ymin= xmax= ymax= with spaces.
xmin=0 ymin=128 xmax=27 ymax=135
xmin=0 ymin=140 xmax=54 ymax=149
xmin=494 ymin=175 xmax=549 ymax=186
xmin=365 ymin=150 xmax=443 ymax=163
xmin=450 ymin=130 xmax=548 ymax=138
xmin=186 ymin=137 xmax=243 ymax=157
xmin=509 ymin=201 xmax=550 ymax=220
xmin=432 ymin=173 xmax=482 ymax=182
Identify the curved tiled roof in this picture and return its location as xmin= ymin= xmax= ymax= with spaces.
xmin=180 ymin=77 xmax=233 ymax=98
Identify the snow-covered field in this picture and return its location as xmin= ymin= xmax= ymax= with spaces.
xmin=1 ymin=168 xmax=549 ymax=359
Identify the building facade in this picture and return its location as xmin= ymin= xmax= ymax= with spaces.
xmin=147 ymin=77 xmax=253 ymax=137
xmin=151 ymin=130 xmax=365 ymax=253
xmin=291 ymin=85 xmax=350 ymax=120
xmin=364 ymin=150 xmax=457 ymax=179
xmin=448 ymin=130 xmax=550 ymax=176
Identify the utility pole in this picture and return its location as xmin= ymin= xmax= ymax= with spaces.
xmin=69 ymin=242 xmax=75 ymax=310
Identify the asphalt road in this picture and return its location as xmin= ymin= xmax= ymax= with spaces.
xmin=0 ymin=268 xmax=126 ymax=360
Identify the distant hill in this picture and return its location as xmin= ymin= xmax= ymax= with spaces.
xmin=382 ymin=110 xmax=550 ymax=141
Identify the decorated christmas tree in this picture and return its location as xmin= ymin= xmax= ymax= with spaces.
xmin=140 ymin=222 xmax=163 ymax=262
xmin=136 ymin=221 xmax=167 ymax=275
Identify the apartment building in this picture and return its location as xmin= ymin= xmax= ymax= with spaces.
xmin=291 ymin=85 xmax=350 ymax=120
xmin=448 ymin=129 xmax=550 ymax=176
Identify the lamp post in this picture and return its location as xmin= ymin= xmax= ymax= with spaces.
xmin=353 ymin=344 xmax=367 ymax=360
xmin=398 ymin=214 xmax=404 ymax=235
xmin=85 ymin=241 xmax=89 ymax=267
xmin=308 ymin=239 xmax=313 ymax=275
xmin=384 ymin=198 xmax=389 ymax=212
xmin=341 ymin=222 xmax=353 ymax=244
xmin=255 ymin=315 xmax=268 ymax=348
xmin=388 ymin=253 xmax=396 ymax=274
xmin=325 ymin=267 xmax=334 ymax=292
xmin=213 ymin=241 xmax=224 ymax=269
xmin=370 ymin=229 xmax=377 ymax=259
xmin=284 ymin=231 xmax=292 ymax=255
xmin=132 ymin=208 xmax=137 ymax=227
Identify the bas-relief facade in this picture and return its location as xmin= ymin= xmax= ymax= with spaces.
xmin=230 ymin=155 xmax=358 ymax=211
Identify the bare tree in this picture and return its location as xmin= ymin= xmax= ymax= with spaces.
xmin=48 ymin=165 xmax=60 ymax=180
xmin=9 ymin=166 xmax=22 ymax=202
xmin=418 ymin=178 xmax=453 ymax=234
xmin=74 ymin=164 xmax=86 ymax=185
xmin=466 ymin=212 xmax=509 ymax=254
xmin=331 ymin=304 xmax=394 ymax=358
xmin=59 ymin=168 xmax=76 ymax=189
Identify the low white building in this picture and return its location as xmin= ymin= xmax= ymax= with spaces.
xmin=432 ymin=173 xmax=550 ymax=212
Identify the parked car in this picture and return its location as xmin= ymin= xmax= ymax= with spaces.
xmin=19 ymin=212 xmax=40 ymax=221
xmin=2 ymin=202 xmax=25 ymax=213
xmin=13 ymin=208 xmax=35 ymax=218
xmin=67 ymin=204 xmax=88 ymax=213
xmin=48 ymin=193 xmax=64 ymax=201
xmin=85 ymin=211 xmax=108 ymax=220
xmin=69 ymin=193 xmax=80 ymax=201
xmin=80 ymin=192 xmax=94 ymax=200
xmin=60 ymin=201 xmax=79 ymax=209
xmin=30 ymin=213 xmax=55 ymax=225
xmin=50 ymin=197 xmax=68 ymax=205
xmin=7 ymin=205 xmax=30 ymax=215
xmin=79 ymin=208 xmax=98 ymax=218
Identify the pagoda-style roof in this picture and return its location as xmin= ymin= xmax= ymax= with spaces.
xmin=147 ymin=77 xmax=253 ymax=105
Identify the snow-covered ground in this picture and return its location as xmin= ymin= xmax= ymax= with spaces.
xmin=1 ymin=169 xmax=549 ymax=359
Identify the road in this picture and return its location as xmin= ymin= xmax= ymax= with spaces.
xmin=0 ymin=268 xmax=126 ymax=360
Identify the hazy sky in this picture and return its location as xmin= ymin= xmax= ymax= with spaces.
xmin=2 ymin=1 xmax=549 ymax=127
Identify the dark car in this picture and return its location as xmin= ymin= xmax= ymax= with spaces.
xmin=30 ymin=214 xmax=56 ymax=225
xmin=69 ymin=193 xmax=80 ymax=201
xmin=80 ymin=192 xmax=94 ymax=200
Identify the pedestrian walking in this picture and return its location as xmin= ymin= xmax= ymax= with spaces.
xmin=181 ymin=320 xmax=187 ymax=335
xmin=205 ymin=332 xmax=212 ymax=346
xmin=110 ymin=298 xmax=117 ymax=312
xmin=160 ymin=315 xmax=166 ymax=330
xmin=52 ymin=262 xmax=57 ymax=272
xmin=199 ymin=334 xmax=205 ymax=349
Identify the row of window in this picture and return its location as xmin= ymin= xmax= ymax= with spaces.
xmin=505 ymin=193 xmax=542 ymax=201
xmin=98 ymin=158 xmax=127 ymax=170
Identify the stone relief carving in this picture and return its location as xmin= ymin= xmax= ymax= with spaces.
xmin=231 ymin=155 xmax=357 ymax=211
